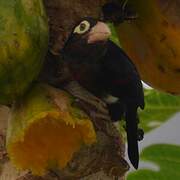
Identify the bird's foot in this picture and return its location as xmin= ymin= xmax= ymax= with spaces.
xmin=90 ymin=111 xmax=110 ymax=121
xmin=64 ymin=81 xmax=108 ymax=114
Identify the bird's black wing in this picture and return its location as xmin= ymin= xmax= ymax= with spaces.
xmin=102 ymin=40 xmax=144 ymax=108
xmin=102 ymin=40 xmax=145 ymax=169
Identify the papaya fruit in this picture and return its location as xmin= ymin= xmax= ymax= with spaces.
xmin=117 ymin=0 xmax=180 ymax=94
xmin=0 ymin=0 xmax=49 ymax=105
xmin=7 ymin=84 xmax=96 ymax=175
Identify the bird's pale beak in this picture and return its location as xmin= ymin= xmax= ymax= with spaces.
xmin=87 ymin=21 xmax=111 ymax=44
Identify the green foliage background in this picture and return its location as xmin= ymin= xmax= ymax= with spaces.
xmin=140 ymin=90 xmax=180 ymax=133
xmin=128 ymin=89 xmax=180 ymax=180
xmin=128 ymin=144 xmax=180 ymax=180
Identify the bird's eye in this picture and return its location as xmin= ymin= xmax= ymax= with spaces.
xmin=73 ymin=20 xmax=90 ymax=34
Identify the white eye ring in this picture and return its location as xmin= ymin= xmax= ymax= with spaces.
xmin=73 ymin=20 xmax=90 ymax=34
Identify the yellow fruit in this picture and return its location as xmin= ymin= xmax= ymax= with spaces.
xmin=117 ymin=0 xmax=180 ymax=94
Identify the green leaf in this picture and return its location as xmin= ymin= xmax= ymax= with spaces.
xmin=127 ymin=144 xmax=180 ymax=180
xmin=139 ymin=89 xmax=180 ymax=133
xmin=108 ymin=23 xmax=121 ymax=46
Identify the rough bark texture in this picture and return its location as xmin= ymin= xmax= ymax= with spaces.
xmin=0 ymin=0 xmax=129 ymax=179
xmin=43 ymin=0 xmax=109 ymax=54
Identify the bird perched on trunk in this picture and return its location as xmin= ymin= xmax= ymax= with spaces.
xmin=62 ymin=17 xmax=145 ymax=169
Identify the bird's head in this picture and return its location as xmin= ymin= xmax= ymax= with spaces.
xmin=62 ymin=17 xmax=111 ymax=60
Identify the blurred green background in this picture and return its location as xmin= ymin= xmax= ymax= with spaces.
xmin=127 ymin=88 xmax=180 ymax=180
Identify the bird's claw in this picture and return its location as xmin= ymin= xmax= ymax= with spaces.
xmin=90 ymin=96 xmax=108 ymax=114
xmin=90 ymin=111 xmax=110 ymax=121
xmin=64 ymin=81 xmax=108 ymax=114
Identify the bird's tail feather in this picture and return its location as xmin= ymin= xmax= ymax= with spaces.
xmin=125 ymin=104 xmax=139 ymax=169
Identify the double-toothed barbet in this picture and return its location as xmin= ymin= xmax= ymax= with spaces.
xmin=62 ymin=17 xmax=145 ymax=169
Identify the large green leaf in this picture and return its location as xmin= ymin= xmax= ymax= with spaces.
xmin=128 ymin=144 xmax=180 ymax=180
xmin=139 ymin=89 xmax=180 ymax=133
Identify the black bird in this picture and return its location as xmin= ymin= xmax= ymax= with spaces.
xmin=62 ymin=17 xmax=145 ymax=169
